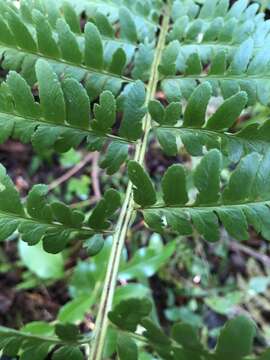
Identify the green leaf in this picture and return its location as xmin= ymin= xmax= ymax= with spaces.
xmin=52 ymin=346 xmax=84 ymax=360
xmin=109 ymin=48 xmax=127 ymax=75
xmin=140 ymin=150 xmax=270 ymax=242
xmin=259 ymin=349 xmax=270 ymax=360
xmin=26 ymin=185 xmax=52 ymax=222
xmin=156 ymin=128 xmax=178 ymax=156
xmin=229 ymin=38 xmax=254 ymax=75
xmin=50 ymin=201 xmax=84 ymax=227
xmin=222 ymin=152 xmax=260 ymax=203
xmin=117 ymin=335 xmax=138 ymax=360
xmin=56 ymin=19 xmax=82 ymax=63
xmin=185 ymin=53 xmax=202 ymax=75
xmin=62 ymin=78 xmax=90 ymax=129
xmin=217 ymin=207 xmax=249 ymax=240
xmin=0 ymin=163 xmax=98 ymax=253
xmin=0 ymin=16 xmax=15 ymax=46
xmin=0 ymin=164 xmax=24 ymax=215
xmin=159 ymin=40 xmax=179 ymax=76
xmin=191 ymin=210 xmax=220 ymax=242
xmin=35 ymin=60 xmax=66 ymax=124
xmin=85 ymin=22 xmax=104 ymax=69
xmin=141 ymin=318 xmax=171 ymax=348
xmin=62 ymin=1 xmax=81 ymax=33
xmin=21 ymin=321 xmax=54 ymax=336
xmin=6 ymin=71 xmax=40 ymax=119
xmin=83 ymin=234 xmax=104 ymax=256
xmin=108 ymin=298 xmax=152 ymax=332
xmin=148 ymin=100 xmax=165 ymax=125
xmin=57 ymin=294 xmax=92 ymax=323
xmin=172 ymin=323 xmax=202 ymax=351
xmin=55 ymin=324 xmax=80 ymax=342
xmin=215 ymin=316 xmax=256 ymax=360
xmin=6 ymin=9 xmax=37 ymax=51
xmin=149 ymin=100 xmax=181 ymax=126
xmin=128 ymin=161 xmax=156 ymax=207
xmin=114 ymin=284 xmax=150 ymax=306
xmin=183 ymin=82 xmax=212 ymax=127
xmin=100 ymin=142 xmax=129 ymax=175
xmin=92 ymin=91 xmax=116 ymax=133
xmin=119 ymin=7 xmax=138 ymax=43
xmin=18 ymin=240 xmax=64 ymax=280
xmin=162 ymin=165 xmax=188 ymax=205
xmin=95 ymin=12 xmax=114 ymax=38
xmin=0 ymin=61 xmax=136 ymax=164
xmin=119 ymin=81 xmax=146 ymax=141
xmin=194 ymin=150 xmax=222 ymax=204
xmin=88 ymin=189 xmax=121 ymax=230
xmin=119 ymin=240 xmax=176 ymax=280
xmin=206 ymin=92 xmax=248 ymax=130
xmin=164 ymin=102 xmax=182 ymax=125
xmin=205 ymin=292 xmax=243 ymax=315
xmin=210 ymin=50 xmax=227 ymax=75
xmin=33 ymin=10 xmax=60 ymax=57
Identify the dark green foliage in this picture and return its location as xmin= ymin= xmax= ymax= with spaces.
xmin=0 ymin=323 xmax=86 ymax=360
xmin=0 ymin=0 xmax=157 ymax=91
xmin=0 ymin=164 xmax=120 ymax=254
xmin=129 ymin=150 xmax=270 ymax=243
xmin=110 ymin=297 xmax=259 ymax=360
xmin=108 ymin=298 xmax=152 ymax=332
xmin=0 ymin=60 xmax=145 ymax=174
xmin=152 ymin=83 xmax=270 ymax=162
xmin=128 ymin=161 xmax=157 ymax=207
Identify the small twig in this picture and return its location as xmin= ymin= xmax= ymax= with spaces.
xmin=230 ymin=241 xmax=270 ymax=267
xmin=48 ymin=153 xmax=94 ymax=191
xmin=91 ymin=152 xmax=101 ymax=200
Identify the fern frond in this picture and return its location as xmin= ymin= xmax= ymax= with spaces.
xmin=0 ymin=0 xmax=146 ymax=93
xmin=20 ymin=0 xmax=140 ymax=45
xmin=0 ymin=163 xmax=121 ymax=253
xmin=169 ymin=0 xmax=267 ymax=58
xmin=129 ymin=150 xmax=270 ymax=242
xmin=150 ymin=83 xmax=270 ymax=162
xmin=0 ymin=323 xmax=89 ymax=359
xmin=0 ymin=59 xmax=147 ymax=173
xmin=109 ymin=297 xmax=262 ymax=360
xmin=160 ymin=36 xmax=270 ymax=105
xmin=62 ymin=0 xmax=162 ymax=35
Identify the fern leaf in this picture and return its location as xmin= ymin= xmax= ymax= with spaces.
xmin=0 ymin=60 xmax=145 ymax=173
xmin=0 ymin=323 xmax=87 ymax=359
xmin=109 ymin=297 xmax=260 ymax=359
xmin=1 ymin=0 xmax=158 ymax=84
xmin=168 ymin=0 xmax=267 ymax=60
xmin=130 ymin=150 xmax=270 ymax=242
xmin=0 ymin=0 xmax=139 ymax=95
xmin=65 ymin=0 xmax=161 ymax=40
xmin=160 ymin=35 xmax=270 ymax=105
xmin=119 ymin=80 xmax=147 ymax=141
xmin=150 ymin=83 xmax=270 ymax=162
xmin=0 ymin=164 xmax=120 ymax=253
xmin=128 ymin=161 xmax=156 ymax=206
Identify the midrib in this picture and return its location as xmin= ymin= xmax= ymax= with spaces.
xmin=88 ymin=3 xmax=172 ymax=360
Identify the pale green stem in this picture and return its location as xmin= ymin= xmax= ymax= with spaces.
xmin=88 ymin=4 xmax=171 ymax=360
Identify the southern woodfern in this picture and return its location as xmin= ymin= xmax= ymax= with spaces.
xmin=0 ymin=0 xmax=269 ymax=359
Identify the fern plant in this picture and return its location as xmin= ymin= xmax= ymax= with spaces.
xmin=0 ymin=0 xmax=270 ymax=359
